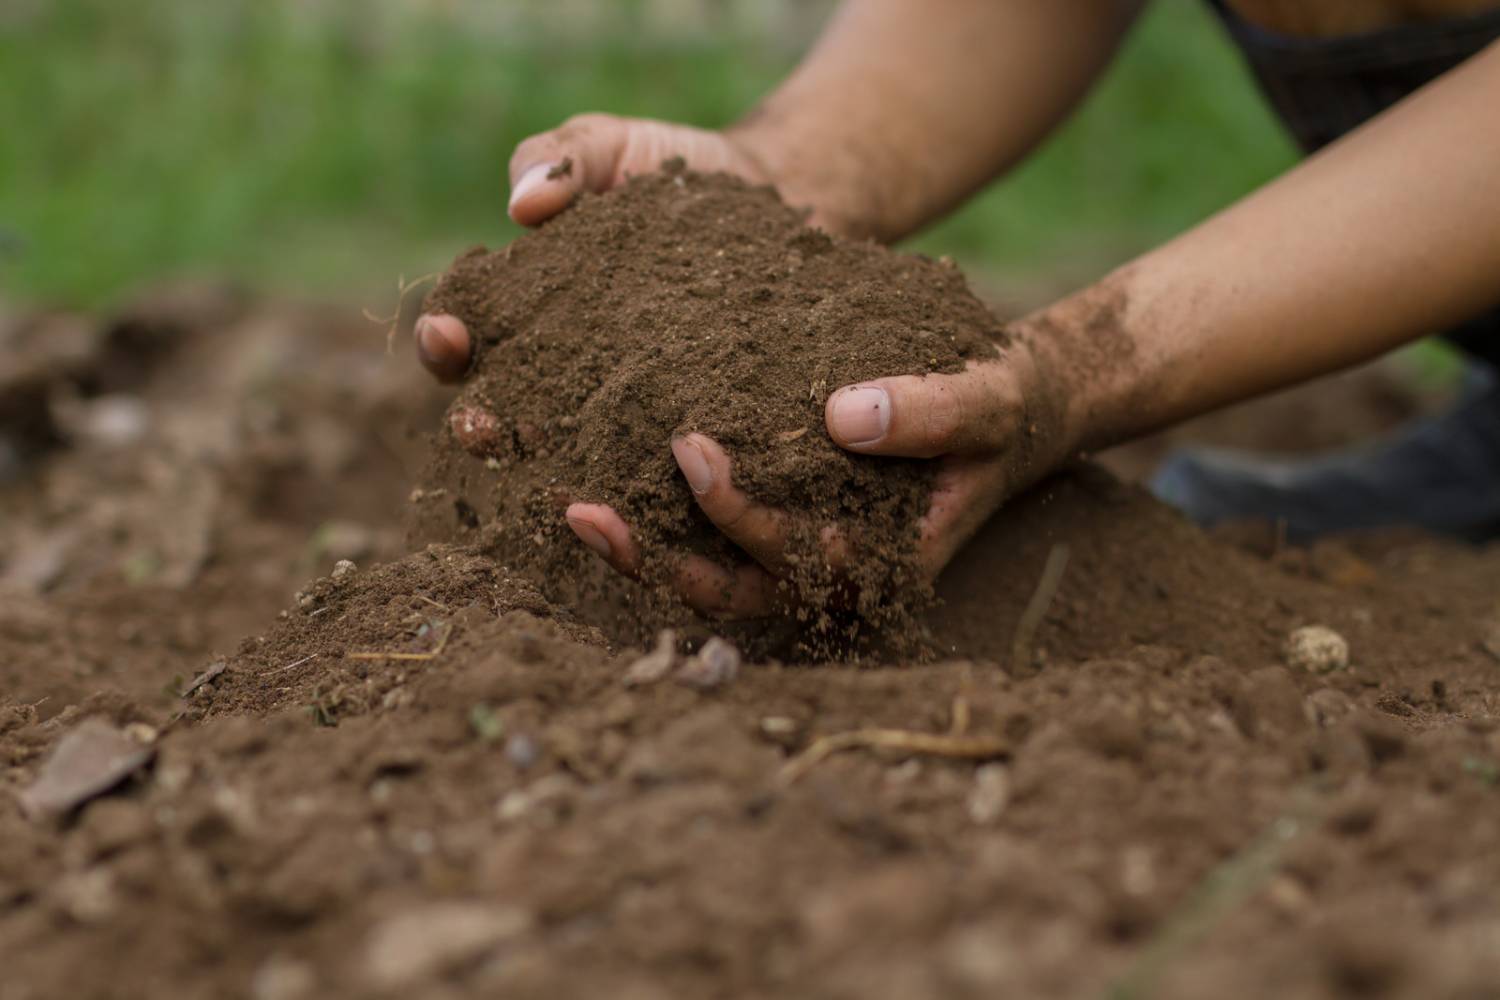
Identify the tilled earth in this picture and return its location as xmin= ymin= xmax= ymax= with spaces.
xmin=2 ymin=289 xmax=1499 ymax=1000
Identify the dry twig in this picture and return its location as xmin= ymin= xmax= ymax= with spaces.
xmin=348 ymin=623 xmax=453 ymax=661
xmin=1010 ymin=543 xmax=1070 ymax=674
xmin=261 ymin=653 xmax=318 ymax=678
xmin=777 ymin=696 xmax=1005 ymax=787
xmin=362 ymin=272 xmax=441 ymax=354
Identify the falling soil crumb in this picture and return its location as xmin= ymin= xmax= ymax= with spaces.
xmin=420 ymin=164 xmax=1006 ymax=655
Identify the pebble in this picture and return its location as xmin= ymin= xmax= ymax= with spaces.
xmin=1284 ymin=625 xmax=1349 ymax=674
xmin=330 ymin=559 xmax=357 ymax=581
xmin=967 ymin=764 xmax=1011 ymax=825
xmin=494 ymin=773 xmax=578 ymax=824
xmin=251 ymin=955 xmax=316 ymax=1000
xmin=77 ymin=395 xmax=149 ymax=448
xmin=758 ymin=716 xmax=800 ymax=748
xmin=123 ymin=722 xmax=159 ymax=745
xmin=52 ymin=867 xmax=118 ymax=923
xmin=362 ymin=902 xmax=532 ymax=990
xmin=675 ymin=636 xmax=741 ymax=690
xmin=504 ymin=733 xmax=540 ymax=771
xmin=622 ymin=629 xmax=677 ymax=687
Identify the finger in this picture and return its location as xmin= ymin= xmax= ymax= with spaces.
xmin=671 ymin=556 xmax=783 ymax=619
xmin=565 ymin=501 xmax=779 ymax=618
xmin=508 ymin=113 xmax=631 ymax=226
xmin=671 ymin=433 xmax=853 ymax=576
xmin=564 ymin=502 xmax=642 ymax=578
xmin=824 ymin=362 xmax=1020 ymax=459
xmin=414 ymin=314 xmax=473 ymax=382
xmin=916 ymin=458 xmax=1010 ymax=577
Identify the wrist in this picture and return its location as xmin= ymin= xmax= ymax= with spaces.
xmin=1005 ymin=331 xmax=1084 ymax=481
xmin=723 ymin=114 xmax=882 ymax=239
xmin=1008 ymin=272 xmax=1143 ymax=461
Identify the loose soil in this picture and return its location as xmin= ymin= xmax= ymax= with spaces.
xmin=418 ymin=165 xmax=1007 ymax=654
xmin=2 ymin=275 xmax=1499 ymax=1000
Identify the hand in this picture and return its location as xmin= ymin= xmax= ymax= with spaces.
xmin=564 ymin=347 xmax=1065 ymax=618
xmin=415 ymin=114 xmax=780 ymax=383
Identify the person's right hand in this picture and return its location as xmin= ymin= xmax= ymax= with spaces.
xmin=415 ymin=114 xmax=776 ymax=382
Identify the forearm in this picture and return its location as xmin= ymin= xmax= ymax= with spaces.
xmin=729 ymin=0 xmax=1143 ymax=241
xmin=1026 ymin=39 xmax=1500 ymax=455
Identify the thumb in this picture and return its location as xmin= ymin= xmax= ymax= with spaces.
xmin=824 ymin=363 xmax=1020 ymax=459
xmin=507 ymin=113 xmax=630 ymax=226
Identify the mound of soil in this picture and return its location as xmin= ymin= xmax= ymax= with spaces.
xmin=420 ymin=163 xmax=1006 ymax=652
xmin=6 ymin=279 xmax=1500 ymax=1000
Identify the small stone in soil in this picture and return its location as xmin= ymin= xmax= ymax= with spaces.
xmin=623 ymin=629 xmax=678 ymax=687
xmin=675 ymin=637 xmax=741 ymax=690
xmin=1285 ymin=625 xmax=1350 ymax=674
xmin=504 ymin=733 xmax=540 ymax=770
xmin=362 ymin=902 xmax=532 ymax=990
xmin=968 ymin=764 xmax=1011 ymax=825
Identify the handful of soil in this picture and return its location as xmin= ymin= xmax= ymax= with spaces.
xmin=421 ymin=163 xmax=1005 ymax=653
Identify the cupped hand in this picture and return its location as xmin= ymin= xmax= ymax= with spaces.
xmin=563 ymin=349 xmax=1062 ymax=618
xmin=416 ymin=114 xmax=777 ymax=382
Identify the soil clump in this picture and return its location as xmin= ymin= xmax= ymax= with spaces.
xmin=420 ymin=164 xmax=1007 ymax=653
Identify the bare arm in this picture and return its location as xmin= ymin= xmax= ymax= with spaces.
xmin=1032 ymin=38 xmax=1500 ymax=455
xmin=731 ymin=0 xmax=1145 ymax=240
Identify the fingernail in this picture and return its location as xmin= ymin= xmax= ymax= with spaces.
xmin=671 ymin=436 xmax=713 ymax=495
xmin=509 ymin=163 xmax=554 ymax=211
xmin=828 ymin=385 xmax=890 ymax=445
xmin=414 ymin=317 xmax=439 ymax=365
xmin=567 ymin=518 xmax=611 ymax=558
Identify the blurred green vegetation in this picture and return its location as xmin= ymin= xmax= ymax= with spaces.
xmin=1 ymin=0 xmax=1298 ymax=308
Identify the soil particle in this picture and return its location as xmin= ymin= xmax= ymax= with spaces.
xmin=421 ymin=166 xmax=1006 ymax=654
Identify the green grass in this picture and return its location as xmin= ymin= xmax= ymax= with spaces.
xmin=0 ymin=0 xmax=1296 ymax=308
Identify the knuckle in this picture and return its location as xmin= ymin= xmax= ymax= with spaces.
xmin=509 ymin=134 xmax=551 ymax=173
xmin=704 ymin=488 xmax=750 ymax=529
xmin=560 ymin=111 xmax=617 ymax=136
xmin=920 ymin=383 xmax=967 ymax=453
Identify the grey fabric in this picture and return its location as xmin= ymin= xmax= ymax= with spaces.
xmin=1150 ymin=368 xmax=1500 ymax=540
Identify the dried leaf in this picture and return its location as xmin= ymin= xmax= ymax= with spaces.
xmin=18 ymin=719 xmax=155 ymax=820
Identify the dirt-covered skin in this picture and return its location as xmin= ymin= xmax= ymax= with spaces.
xmin=419 ymin=164 xmax=1006 ymax=654
xmin=4 ymin=292 xmax=1500 ymax=1000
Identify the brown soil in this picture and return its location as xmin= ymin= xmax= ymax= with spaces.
xmin=419 ymin=165 xmax=1005 ymax=653
xmin=3 ymin=283 xmax=1500 ymax=1000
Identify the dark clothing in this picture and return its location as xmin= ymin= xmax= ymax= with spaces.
xmin=1206 ymin=1 xmax=1500 ymax=368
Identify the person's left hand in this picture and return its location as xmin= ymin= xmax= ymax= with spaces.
xmin=561 ymin=348 xmax=1063 ymax=617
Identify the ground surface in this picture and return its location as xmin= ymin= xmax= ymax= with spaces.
xmin=2 ymin=289 xmax=1499 ymax=1000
